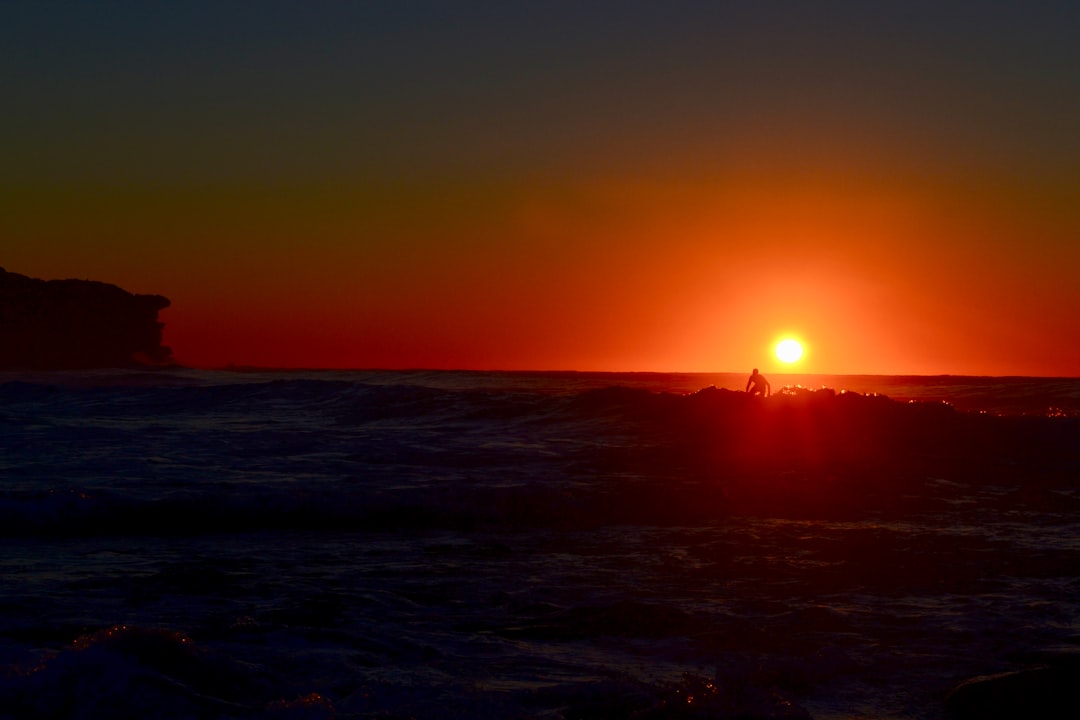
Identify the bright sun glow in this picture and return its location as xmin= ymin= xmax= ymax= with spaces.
xmin=775 ymin=339 xmax=803 ymax=364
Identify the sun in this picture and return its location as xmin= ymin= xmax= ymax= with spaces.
xmin=775 ymin=338 xmax=803 ymax=364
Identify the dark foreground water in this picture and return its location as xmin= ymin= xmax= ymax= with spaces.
xmin=0 ymin=370 xmax=1078 ymax=719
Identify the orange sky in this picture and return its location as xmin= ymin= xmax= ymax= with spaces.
xmin=3 ymin=3 xmax=1079 ymax=376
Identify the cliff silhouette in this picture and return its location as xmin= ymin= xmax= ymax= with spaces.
xmin=0 ymin=268 xmax=173 ymax=369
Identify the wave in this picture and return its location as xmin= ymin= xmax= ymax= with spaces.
xmin=0 ymin=621 xmax=823 ymax=720
xmin=0 ymin=624 xmax=335 ymax=719
xmin=2 ymin=377 xmax=1077 ymax=539
xmin=2 ymin=374 xmax=1078 ymax=719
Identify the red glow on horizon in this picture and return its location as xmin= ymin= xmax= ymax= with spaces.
xmin=16 ymin=169 xmax=1080 ymax=378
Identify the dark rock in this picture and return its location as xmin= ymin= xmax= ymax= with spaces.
xmin=945 ymin=661 xmax=1080 ymax=720
xmin=0 ymin=267 xmax=172 ymax=369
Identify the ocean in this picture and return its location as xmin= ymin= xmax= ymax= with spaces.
xmin=0 ymin=369 xmax=1077 ymax=719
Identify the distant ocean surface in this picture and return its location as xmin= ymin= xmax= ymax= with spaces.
xmin=1 ymin=369 xmax=1078 ymax=719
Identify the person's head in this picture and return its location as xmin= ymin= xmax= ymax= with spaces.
xmin=752 ymin=368 xmax=759 ymax=375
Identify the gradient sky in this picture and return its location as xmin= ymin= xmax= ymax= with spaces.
xmin=3 ymin=1 xmax=1078 ymax=375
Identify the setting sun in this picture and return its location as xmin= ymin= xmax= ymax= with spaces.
xmin=776 ymin=339 xmax=804 ymax=364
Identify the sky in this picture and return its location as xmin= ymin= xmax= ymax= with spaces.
xmin=2 ymin=1 xmax=1078 ymax=376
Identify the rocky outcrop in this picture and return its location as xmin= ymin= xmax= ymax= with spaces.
xmin=946 ymin=651 xmax=1080 ymax=720
xmin=0 ymin=267 xmax=173 ymax=369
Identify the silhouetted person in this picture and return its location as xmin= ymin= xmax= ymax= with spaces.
xmin=746 ymin=368 xmax=770 ymax=397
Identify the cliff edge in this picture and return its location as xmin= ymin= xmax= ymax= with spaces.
xmin=0 ymin=268 xmax=173 ymax=369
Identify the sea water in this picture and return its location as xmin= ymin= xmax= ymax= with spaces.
xmin=0 ymin=369 xmax=1077 ymax=719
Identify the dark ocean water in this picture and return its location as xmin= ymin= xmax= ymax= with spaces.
xmin=0 ymin=369 xmax=1078 ymax=719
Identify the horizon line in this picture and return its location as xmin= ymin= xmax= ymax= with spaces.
xmin=160 ymin=363 xmax=1079 ymax=380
